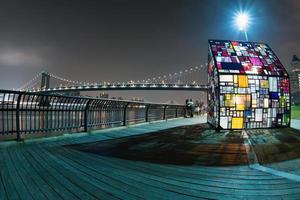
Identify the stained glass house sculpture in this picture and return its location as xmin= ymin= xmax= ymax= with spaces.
xmin=207 ymin=40 xmax=290 ymax=129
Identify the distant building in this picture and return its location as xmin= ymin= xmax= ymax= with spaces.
xmin=290 ymin=55 xmax=300 ymax=93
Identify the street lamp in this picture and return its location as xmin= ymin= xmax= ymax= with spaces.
xmin=234 ymin=12 xmax=250 ymax=41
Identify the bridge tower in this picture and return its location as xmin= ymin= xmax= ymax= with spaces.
xmin=41 ymin=72 xmax=50 ymax=89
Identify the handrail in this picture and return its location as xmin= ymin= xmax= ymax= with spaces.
xmin=0 ymin=90 xmax=186 ymax=141
xmin=0 ymin=89 xmax=184 ymax=106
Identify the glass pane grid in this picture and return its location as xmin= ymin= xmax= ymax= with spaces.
xmin=208 ymin=40 xmax=290 ymax=129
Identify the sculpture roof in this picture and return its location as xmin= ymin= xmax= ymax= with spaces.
xmin=208 ymin=40 xmax=288 ymax=77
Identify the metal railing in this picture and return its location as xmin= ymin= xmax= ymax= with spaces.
xmin=0 ymin=90 xmax=186 ymax=141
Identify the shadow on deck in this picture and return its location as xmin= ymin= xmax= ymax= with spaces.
xmin=67 ymin=124 xmax=248 ymax=166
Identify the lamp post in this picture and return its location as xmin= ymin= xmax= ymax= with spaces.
xmin=235 ymin=12 xmax=250 ymax=41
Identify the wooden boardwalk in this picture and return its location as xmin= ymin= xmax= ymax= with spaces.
xmin=1 ymin=117 xmax=300 ymax=200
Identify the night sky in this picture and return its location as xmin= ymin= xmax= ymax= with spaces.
xmin=0 ymin=0 xmax=299 ymax=103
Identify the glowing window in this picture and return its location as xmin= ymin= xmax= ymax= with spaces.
xmin=249 ymin=57 xmax=263 ymax=66
xmin=235 ymin=94 xmax=251 ymax=110
xmin=225 ymin=94 xmax=235 ymax=107
xmin=238 ymin=75 xmax=248 ymax=87
xmin=269 ymin=77 xmax=277 ymax=92
xmin=260 ymin=80 xmax=269 ymax=88
xmin=220 ymin=117 xmax=228 ymax=129
xmin=220 ymin=75 xmax=233 ymax=82
xmin=255 ymin=109 xmax=263 ymax=121
xmin=264 ymin=98 xmax=269 ymax=108
xmin=232 ymin=117 xmax=243 ymax=129
xmin=280 ymin=96 xmax=286 ymax=107
xmin=234 ymin=75 xmax=238 ymax=84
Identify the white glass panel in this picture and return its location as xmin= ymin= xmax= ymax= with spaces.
xmin=219 ymin=75 xmax=233 ymax=82
xmin=220 ymin=117 xmax=228 ymax=129
xmin=255 ymin=109 xmax=263 ymax=121
xmin=269 ymin=77 xmax=277 ymax=92
xmin=272 ymin=108 xmax=277 ymax=117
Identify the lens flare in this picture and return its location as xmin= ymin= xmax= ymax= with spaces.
xmin=235 ymin=12 xmax=250 ymax=31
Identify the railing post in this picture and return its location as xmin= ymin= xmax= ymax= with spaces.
xmin=123 ymin=102 xmax=130 ymax=126
xmin=145 ymin=104 xmax=150 ymax=122
xmin=84 ymin=99 xmax=92 ymax=132
xmin=175 ymin=107 xmax=178 ymax=118
xmin=163 ymin=105 xmax=167 ymax=120
xmin=16 ymin=93 xmax=23 ymax=141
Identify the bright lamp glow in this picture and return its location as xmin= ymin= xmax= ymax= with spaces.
xmin=235 ymin=12 xmax=250 ymax=31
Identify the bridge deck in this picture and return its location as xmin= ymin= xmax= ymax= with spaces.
xmin=1 ymin=117 xmax=300 ymax=199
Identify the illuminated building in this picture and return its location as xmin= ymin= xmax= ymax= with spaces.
xmin=290 ymin=55 xmax=300 ymax=93
xmin=207 ymin=40 xmax=290 ymax=129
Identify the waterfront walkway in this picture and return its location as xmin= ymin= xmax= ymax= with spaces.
xmin=1 ymin=117 xmax=300 ymax=199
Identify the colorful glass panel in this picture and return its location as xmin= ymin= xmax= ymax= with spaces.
xmin=208 ymin=40 xmax=290 ymax=129
xmin=238 ymin=75 xmax=248 ymax=88
xmin=208 ymin=40 xmax=288 ymax=76
xmin=232 ymin=117 xmax=244 ymax=129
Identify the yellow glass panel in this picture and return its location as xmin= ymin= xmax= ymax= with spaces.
xmin=263 ymin=98 xmax=269 ymax=108
xmin=252 ymin=100 xmax=257 ymax=108
xmin=225 ymin=94 xmax=235 ymax=107
xmin=232 ymin=117 xmax=243 ymax=129
xmin=260 ymin=80 xmax=269 ymax=88
xmin=238 ymin=75 xmax=248 ymax=88
xmin=225 ymin=94 xmax=231 ymax=100
xmin=234 ymin=75 xmax=238 ymax=84
xmin=280 ymin=96 xmax=286 ymax=107
xmin=236 ymin=103 xmax=245 ymax=110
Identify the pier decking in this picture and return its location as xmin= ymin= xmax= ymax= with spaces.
xmin=1 ymin=117 xmax=300 ymax=199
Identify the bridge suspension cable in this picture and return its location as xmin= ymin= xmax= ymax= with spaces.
xmin=18 ymin=63 xmax=208 ymax=91
xmin=133 ymin=64 xmax=208 ymax=85
xmin=17 ymin=72 xmax=43 ymax=91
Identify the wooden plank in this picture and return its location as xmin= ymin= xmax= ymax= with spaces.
xmin=52 ymin=147 xmax=226 ymax=199
xmin=22 ymin=148 xmax=79 ymax=200
xmin=38 ymin=145 xmax=172 ymax=200
xmin=0 ymin=151 xmax=8 ymax=200
xmin=2 ymin=147 xmax=30 ymax=200
xmin=14 ymin=144 xmax=61 ymax=199
xmin=7 ymin=147 xmax=48 ymax=200
xmin=32 ymin=145 xmax=137 ymax=200
xmin=2 ymin=118 xmax=300 ymax=199
xmin=60 ymin=147 xmax=300 ymax=195
xmin=29 ymin=146 xmax=122 ymax=200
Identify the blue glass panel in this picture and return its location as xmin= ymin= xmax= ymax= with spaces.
xmin=270 ymin=92 xmax=279 ymax=99
xmin=221 ymin=62 xmax=243 ymax=70
xmin=245 ymin=110 xmax=252 ymax=117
